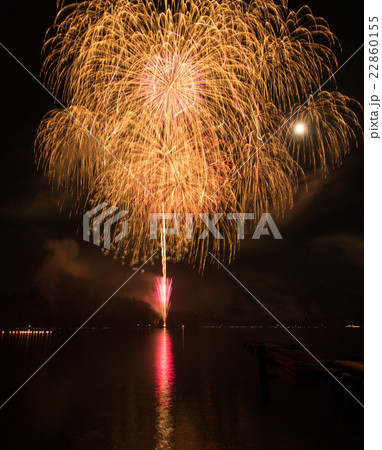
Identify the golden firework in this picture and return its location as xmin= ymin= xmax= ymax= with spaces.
xmin=36 ymin=0 xmax=361 ymax=271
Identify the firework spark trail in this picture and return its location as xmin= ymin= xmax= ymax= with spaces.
xmin=36 ymin=0 xmax=362 ymax=272
xmin=161 ymin=203 xmax=167 ymax=281
xmin=155 ymin=277 xmax=173 ymax=327
xmin=157 ymin=202 xmax=172 ymax=326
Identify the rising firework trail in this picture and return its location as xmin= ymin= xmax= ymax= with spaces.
xmin=36 ymin=0 xmax=361 ymax=274
xmin=156 ymin=203 xmax=172 ymax=327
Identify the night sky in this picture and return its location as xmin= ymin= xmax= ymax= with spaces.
xmin=0 ymin=0 xmax=363 ymax=327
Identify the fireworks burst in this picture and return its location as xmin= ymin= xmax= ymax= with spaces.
xmin=36 ymin=0 xmax=361 ymax=272
xmin=155 ymin=276 xmax=173 ymax=327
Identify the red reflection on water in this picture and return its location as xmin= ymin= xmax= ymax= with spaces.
xmin=154 ymin=329 xmax=175 ymax=448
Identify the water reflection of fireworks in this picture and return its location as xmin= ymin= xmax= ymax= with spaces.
xmin=154 ymin=330 xmax=175 ymax=449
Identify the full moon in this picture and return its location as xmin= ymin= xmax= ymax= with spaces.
xmin=295 ymin=123 xmax=305 ymax=134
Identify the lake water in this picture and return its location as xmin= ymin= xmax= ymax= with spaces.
xmin=0 ymin=328 xmax=363 ymax=449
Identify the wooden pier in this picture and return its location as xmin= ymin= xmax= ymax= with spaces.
xmin=244 ymin=340 xmax=364 ymax=379
xmin=326 ymin=359 xmax=364 ymax=381
xmin=244 ymin=340 xmax=364 ymax=403
xmin=244 ymin=340 xmax=324 ymax=376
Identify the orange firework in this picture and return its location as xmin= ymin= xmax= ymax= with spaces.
xmin=36 ymin=0 xmax=361 ymax=271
